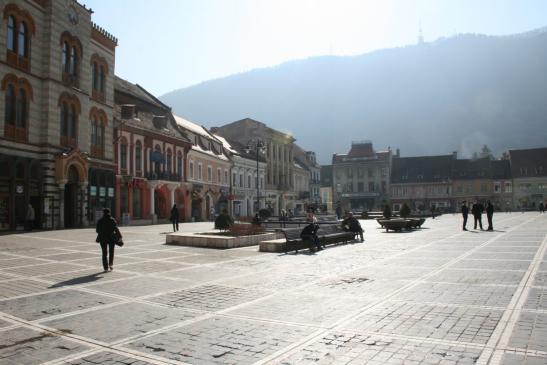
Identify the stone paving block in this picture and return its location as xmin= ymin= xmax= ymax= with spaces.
xmin=426 ymin=269 xmax=525 ymax=285
xmin=277 ymin=331 xmax=484 ymax=365
xmin=148 ymin=284 xmax=269 ymax=312
xmin=227 ymin=292 xmax=371 ymax=326
xmin=0 ymin=272 xmax=17 ymax=280
xmin=0 ymin=257 xmax=51 ymax=269
xmin=43 ymin=302 xmax=200 ymax=343
xmin=71 ymin=255 xmax=148 ymax=267
xmin=166 ymin=254 xmax=239 ymax=265
xmin=113 ymin=260 xmax=189 ymax=274
xmin=523 ymin=287 xmax=547 ymax=311
xmin=38 ymin=252 xmax=101 ymax=262
xmin=476 ymin=246 xmax=540 ymax=253
xmin=533 ymin=271 xmax=547 ymax=287
xmin=508 ymin=312 xmax=547 ymax=353
xmin=40 ymin=269 xmax=136 ymax=286
xmin=306 ymin=277 xmax=410 ymax=298
xmin=500 ymin=352 xmax=547 ymax=365
xmin=540 ymin=261 xmax=547 ymax=271
xmin=0 ymin=278 xmax=57 ymax=299
xmin=125 ymin=316 xmax=315 ymax=365
xmin=86 ymin=276 xmax=195 ymax=297
xmin=380 ymin=258 xmax=453 ymax=268
xmin=216 ymin=271 xmax=323 ymax=291
xmin=392 ymin=282 xmax=517 ymax=307
xmin=159 ymin=265 xmax=250 ymax=283
xmin=0 ymin=289 xmax=120 ymax=321
xmin=0 ymin=327 xmax=89 ymax=364
xmin=450 ymin=259 xmax=531 ymax=271
xmin=63 ymin=351 xmax=158 ymax=365
xmin=0 ymin=318 xmax=15 ymax=328
xmin=342 ymin=301 xmax=502 ymax=344
xmin=348 ymin=266 xmax=432 ymax=281
xmin=3 ymin=262 xmax=89 ymax=277
xmin=123 ymin=250 xmax=195 ymax=260
xmin=467 ymin=252 xmax=536 ymax=260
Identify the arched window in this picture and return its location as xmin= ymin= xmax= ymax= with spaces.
xmin=68 ymin=105 xmax=77 ymax=139
xmin=177 ymin=152 xmax=183 ymax=176
xmin=60 ymin=102 xmax=68 ymax=138
xmin=154 ymin=145 xmax=161 ymax=175
xmin=166 ymin=149 xmax=172 ymax=174
xmin=120 ymin=139 xmax=128 ymax=170
xmin=92 ymin=63 xmax=98 ymax=91
xmin=69 ymin=46 xmax=77 ymax=76
xmin=6 ymin=16 xmax=16 ymax=51
xmin=15 ymin=88 xmax=26 ymax=128
xmin=4 ymin=84 xmax=15 ymax=126
xmin=97 ymin=119 xmax=104 ymax=151
xmin=90 ymin=116 xmax=97 ymax=148
xmin=17 ymin=22 xmax=27 ymax=57
xmin=62 ymin=42 xmax=69 ymax=72
xmin=99 ymin=66 xmax=105 ymax=93
xmin=135 ymin=141 xmax=142 ymax=173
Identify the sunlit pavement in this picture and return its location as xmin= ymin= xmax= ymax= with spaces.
xmin=0 ymin=213 xmax=546 ymax=365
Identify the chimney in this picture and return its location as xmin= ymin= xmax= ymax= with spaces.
xmin=452 ymin=151 xmax=457 ymax=159
xmin=396 ymin=148 xmax=400 ymax=157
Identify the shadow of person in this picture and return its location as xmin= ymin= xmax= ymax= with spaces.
xmin=48 ymin=272 xmax=105 ymax=288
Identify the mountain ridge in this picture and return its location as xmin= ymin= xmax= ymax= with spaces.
xmin=160 ymin=29 xmax=547 ymax=164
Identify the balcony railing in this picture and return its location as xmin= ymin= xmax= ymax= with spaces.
xmin=146 ymin=172 xmax=181 ymax=182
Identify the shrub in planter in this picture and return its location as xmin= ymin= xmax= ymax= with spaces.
xmin=215 ymin=211 xmax=233 ymax=231
xmin=400 ymin=203 xmax=411 ymax=218
xmin=383 ymin=204 xmax=392 ymax=219
xmin=228 ymin=223 xmax=265 ymax=236
xmin=258 ymin=208 xmax=271 ymax=220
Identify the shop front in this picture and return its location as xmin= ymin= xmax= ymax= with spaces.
xmin=88 ymin=168 xmax=116 ymax=224
xmin=0 ymin=155 xmax=42 ymax=231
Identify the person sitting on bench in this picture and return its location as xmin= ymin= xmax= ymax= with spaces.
xmin=301 ymin=222 xmax=322 ymax=252
xmin=342 ymin=212 xmax=364 ymax=242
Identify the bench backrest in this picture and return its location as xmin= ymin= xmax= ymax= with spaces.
xmin=318 ymin=224 xmax=342 ymax=235
xmin=279 ymin=228 xmax=302 ymax=241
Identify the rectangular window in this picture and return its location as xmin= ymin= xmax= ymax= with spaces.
xmin=239 ymin=174 xmax=243 ymax=187
xmin=224 ymin=170 xmax=228 ymax=184
xmin=233 ymin=173 xmax=237 ymax=186
xmin=368 ymin=169 xmax=374 ymax=178
xmin=217 ymin=168 xmax=221 ymax=183
xmin=504 ymin=182 xmax=512 ymax=193
xmin=347 ymin=168 xmax=353 ymax=178
xmin=189 ymin=161 xmax=194 ymax=179
xmin=198 ymin=164 xmax=202 ymax=180
xmin=368 ymin=182 xmax=374 ymax=192
xmin=207 ymin=166 xmax=212 ymax=182
xmin=494 ymin=181 xmax=501 ymax=193
xmin=357 ymin=182 xmax=364 ymax=192
xmin=120 ymin=144 xmax=127 ymax=170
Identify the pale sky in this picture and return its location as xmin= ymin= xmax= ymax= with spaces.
xmin=83 ymin=0 xmax=547 ymax=96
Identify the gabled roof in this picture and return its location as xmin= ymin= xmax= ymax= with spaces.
xmin=218 ymin=118 xmax=295 ymax=142
xmin=332 ymin=141 xmax=391 ymax=164
xmin=451 ymin=158 xmax=492 ymax=180
xmin=391 ymin=155 xmax=453 ymax=184
xmin=491 ymin=160 xmax=512 ymax=179
xmin=509 ymin=147 xmax=547 ymax=178
xmin=114 ymin=76 xmax=170 ymax=110
xmin=173 ymin=114 xmax=212 ymax=139
xmin=213 ymin=134 xmax=266 ymax=163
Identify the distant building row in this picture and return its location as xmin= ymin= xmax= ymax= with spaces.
xmin=324 ymin=141 xmax=547 ymax=213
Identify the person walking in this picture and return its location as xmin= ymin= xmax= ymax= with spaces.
xmin=540 ymin=202 xmax=545 ymax=213
xmin=486 ymin=200 xmax=494 ymax=231
xmin=95 ymin=208 xmax=121 ymax=272
xmin=342 ymin=212 xmax=364 ymax=242
xmin=170 ymin=204 xmax=179 ymax=232
xmin=25 ymin=204 xmax=35 ymax=231
xmin=471 ymin=201 xmax=483 ymax=230
xmin=461 ymin=201 xmax=469 ymax=231
xmin=301 ymin=222 xmax=322 ymax=252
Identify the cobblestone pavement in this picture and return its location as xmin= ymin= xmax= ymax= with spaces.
xmin=0 ymin=214 xmax=546 ymax=364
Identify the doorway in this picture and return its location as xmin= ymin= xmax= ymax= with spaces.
xmin=64 ymin=166 xmax=79 ymax=228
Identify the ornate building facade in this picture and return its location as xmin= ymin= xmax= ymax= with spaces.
xmin=0 ymin=0 xmax=116 ymax=230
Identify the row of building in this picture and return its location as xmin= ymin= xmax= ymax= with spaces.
xmin=0 ymin=0 xmax=321 ymax=231
xmin=325 ymin=141 xmax=547 ymax=214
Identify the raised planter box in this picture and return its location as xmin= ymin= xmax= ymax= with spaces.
xmin=166 ymin=231 xmax=281 ymax=249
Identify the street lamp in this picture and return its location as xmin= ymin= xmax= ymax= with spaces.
xmin=245 ymin=140 xmax=265 ymax=214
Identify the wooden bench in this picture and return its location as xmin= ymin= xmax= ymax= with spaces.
xmin=280 ymin=225 xmax=357 ymax=254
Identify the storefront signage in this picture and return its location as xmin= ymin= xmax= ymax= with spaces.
xmin=99 ymin=187 xmax=106 ymax=197
xmin=90 ymin=186 xmax=97 ymax=196
xmin=16 ymin=185 xmax=24 ymax=194
xmin=108 ymin=187 xmax=115 ymax=197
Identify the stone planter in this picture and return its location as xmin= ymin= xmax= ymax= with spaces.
xmin=165 ymin=231 xmax=280 ymax=249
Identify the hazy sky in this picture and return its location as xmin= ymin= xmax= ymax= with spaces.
xmin=84 ymin=0 xmax=547 ymax=96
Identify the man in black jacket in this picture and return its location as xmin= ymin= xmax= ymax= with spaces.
xmin=342 ymin=212 xmax=364 ymax=242
xmin=461 ymin=201 xmax=469 ymax=231
xmin=301 ymin=223 xmax=322 ymax=252
xmin=486 ymin=200 xmax=494 ymax=231
xmin=471 ymin=201 xmax=483 ymax=230
xmin=96 ymin=208 xmax=121 ymax=272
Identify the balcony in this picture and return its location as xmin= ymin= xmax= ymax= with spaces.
xmin=146 ymin=172 xmax=181 ymax=182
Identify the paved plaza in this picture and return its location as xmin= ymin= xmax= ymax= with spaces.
xmin=0 ymin=213 xmax=546 ymax=364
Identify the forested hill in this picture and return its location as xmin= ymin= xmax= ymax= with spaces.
xmin=161 ymin=28 xmax=547 ymax=163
